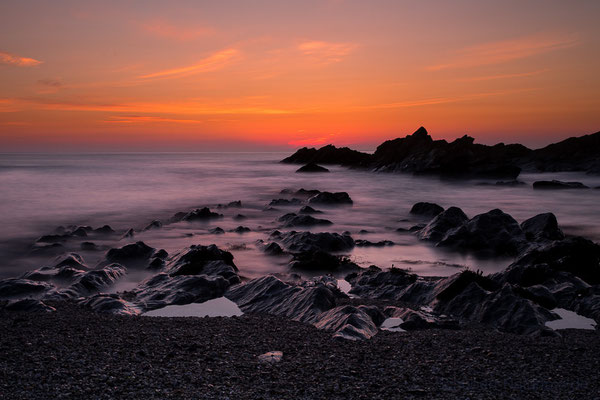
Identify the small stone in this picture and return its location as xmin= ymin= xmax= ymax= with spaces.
xmin=257 ymin=351 xmax=283 ymax=364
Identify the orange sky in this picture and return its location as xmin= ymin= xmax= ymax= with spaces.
xmin=1 ymin=0 xmax=599 ymax=151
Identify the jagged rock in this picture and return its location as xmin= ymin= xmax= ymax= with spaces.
xmin=94 ymin=225 xmax=116 ymax=235
xmin=80 ymin=242 xmax=99 ymax=251
xmin=225 ymin=275 xmax=338 ymax=323
xmin=295 ymin=188 xmax=322 ymax=197
xmin=346 ymin=266 xmax=419 ymax=300
xmin=298 ymin=205 xmax=322 ymax=214
xmin=143 ymin=220 xmax=162 ymax=231
xmin=165 ymin=245 xmax=239 ymax=285
xmin=354 ymin=240 xmax=394 ymax=247
xmin=533 ymin=180 xmax=589 ymax=189
xmin=410 ymin=202 xmax=444 ymax=218
xmin=258 ymin=241 xmax=284 ymax=255
xmin=531 ymin=131 xmax=600 ymax=173
xmin=21 ymin=266 xmax=85 ymax=284
xmin=278 ymin=213 xmax=332 ymax=228
xmin=279 ymin=231 xmax=354 ymax=253
xmin=282 ymin=144 xmax=371 ymax=166
xmin=134 ymin=273 xmax=231 ymax=311
xmin=308 ymin=191 xmax=353 ymax=205
xmin=417 ymin=207 xmax=469 ymax=242
xmin=520 ymin=213 xmax=564 ymax=242
xmin=1 ymin=299 xmax=56 ymax=313
xmin=182 ymin=207 xmax=223 ymax=221
xmin=79 ymin=294 xmax=140 ymax=315
xmin=122 ymin=229 xmax=135 ymax=239
xmin=296 ymin=163 xmax=330 ymax=173
xmin=519 ymin=285 xmax=557 ymax=309
xmin=269 ymin=198 xmax=303 ymax=206
xmin=232 ymin=226 xmax=251 ymax=233
xmin=289 ymin=250 xmax=360 ymax=273
xmin=53 ymin=253 xmax=89 ymax=270
xmin=63 ymin=264 xmax=127 ymax=297
xmin=497 ymin=237 xmax=600 ymax=286
xmin=71 ymin=227 xmax=89 ymax=237
xmin=384 ymin=307 xmax=459 ymax=330
xmin=0 ymin=278 xmax=55 ymax=300
xmin=209 ymin=227 xmax=225 ymax=234
xmin=314 ymin=305 xmax=380 ymax=340
xmin=104 ymin=241 xmax=156 ymax=269
xmin=437 ymin=209 xmax=526 ymax=256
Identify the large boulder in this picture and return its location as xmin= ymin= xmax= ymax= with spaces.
xmin=308 ymin=191 xmax=353 ymax=205
xmin=281 ymin=144 xmax=372 ymax=166
xmin=410 ymin=202 xmax=444 ymax=218
xmin=278 ymin=231 xmax=355 ymax=253
xmin=104 ymin=241 xmax=156 ymax=269
xmin=0 ymin=278 xmax=55 ymax=300
xmin=278 ymin=213 xmax=333 ymax=228
xmin=181 ymin=207 xmax=223 ymax=221
xmin=346 ymin=266 xmax=419 ymax=300
xmin=520 ymin=213 xmax=564 ymax=242
xmin=289 ymin=250 xmax=360 ymax=273
xmin=314 ymin=305 xmax=380 ymax=340
xmin=436 ymin=209 xmax=526 ymax=256
xmin=417 ymin=207 xmax=469 ymax=242
xmin=165 ymin=245 xmax=240 ymax=285
xmin=62 ymin=264 xmax=127 ymax=297
xmin=79 ymin=294 xmax=141 ymax=315
xmin=226 ymin=275 xmax=338 ymax=323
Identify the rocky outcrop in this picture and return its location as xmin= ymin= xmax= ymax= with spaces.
xmin=104 ymin=241 xmax=157 ymax=269
xmin=417 ymin=207 xmax=469 ymax=243
xmin=289 ymin=250 xmax=360 ymax=273
xmin=520 ymin=213 xmax=564 ymax=242
xmin=278 ymin=231 xmax=354 ymax=253
xmin=0 ymin=278 xmax=55 ymax=300
xmin=62 ymin=264 xmax=127 ymax=297
xmin=533 ymin=180 xmax=589 ymax=189
xmin=281 ymin=144 xmax=371 ymax=166
xmin=165 ymin=245 xmax=240 ymax=285
xmin=410 ymin=202 xmax=444 ymax=218
xmin=530 ymin=130 xmax=600 ymax=173
xmin=308 ymin=192 xmax=353 ymax=205
xmin=278 ymin=213 xmax=332 ymax=228
xmin=181 ymin=207 xmax=223 ymax=221
xmin=298 ymin=206 xmax=322 ymax=214
xmin=79 ymin=294 xmax=141 ymax=315
xmin=314 ymin=305 xmax=381 ymax=340
xmin=296 ymin=163 xmax=329 ymax=173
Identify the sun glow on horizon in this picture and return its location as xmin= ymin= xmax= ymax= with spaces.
xmin=1 ymin=1 xmax=599 ymax=151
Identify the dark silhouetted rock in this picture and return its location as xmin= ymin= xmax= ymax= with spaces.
xmin=410 ymin=202 xmax=444 ymax=218
xmin=182 ymin=207 xmax=223 ymax=221
xmin=233 ymin=214 xmax=247 ymax=221
xmin=520 ymin=213 xmax=564 ymax=242
xmin=263 ymin=242 xmax=284 ymax=255
xmin=417 ymin=207 xmax=469 ymax=242
xmin=53 ymin=253 xmax=89 ymax=270
xmin=134 ymin=273 xmax=231 ymax=311
xmin=278 ymin=213 xmax=333 ymax=228
xmin=533 ymin=180 xmax=589 ymax=189
xmin=36 ymin=234 xmax=68 ymax=244
xmin=0 ymin=278 xmax=55 ymax=300
xmin=296 ymin=163 xmax=330 ymax=173
xmin=437 ymin=209 xmax=526 ymax=256
xmin=308 ymin=191 xmax=353 ymax=205
xmin=30 ymin=243 xmax=65 ymax=256
xmin=384 ymin=307 xmax=459 ymax=330
xmin=299 ymin=205 xmax=322 ymax=214
xmin=209 ymin=227 xmax=225 ymax=234
xmin=282 ymin=144 xmax=372 ymax=166
xmin=71 ymin=227 xmax=88 ymax=237
xmin=80 ymin=242 xmax=99 ymax=251
xmin=295 ymin=188 xmax=322 ymax=197
xmin=104 ymin=241 xmax=156 ymax=269
xmin=314 ymin=305 xmax=379 ymax=340
xmin=495 ymin=180 xmax=526 ymax=186
xmin=170 ymin=212 xmax=188 ymax=223
xmin=94 ymin=225 xmax=116 ymax=235
xmin=289 ymin=250 xmax=360 ymax=273
xmin=354 ymin=240 xmax=394 ymax=247
xmin=122 ymin=229 xmax=135 ymax=239
xmin=226 ymin=275 xmax=338 ymax=323
xmin=347 ymin=266 xmax=419 ymax=300
xmin=64 ymin=264 xmax=127 ymax=297
xmin=227 ymin=200 xmax=242 ymax=208
xmin=531 ymin=130 xmax=600 ymax=173
xmin=143 ymin=220 xmax=162 ymax=231
xmin=269 ymin=198 xmax=303 ymax=206
xmin=165 ymin=244 xmax=239 ymax=285
xmin=232 ymin=226 xmax=251 ymax=233
xmin=79 ymin=294 xmax=140 ymax=315
xmin=279 ymin=231 xmax=355 ymax=253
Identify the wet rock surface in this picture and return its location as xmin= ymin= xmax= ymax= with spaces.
xmin=308 ymin=191 xmax=353 ymax=205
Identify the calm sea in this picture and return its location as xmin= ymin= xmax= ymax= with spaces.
xmin=1 ymin=152 xmax=599 ymax=281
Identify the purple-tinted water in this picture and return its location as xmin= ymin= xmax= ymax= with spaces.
xmin=1 ymin=152 xmax=599 ymax=280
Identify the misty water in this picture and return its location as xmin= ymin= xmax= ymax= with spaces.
xmin=1 ymin=152 xmax=599 ymax=283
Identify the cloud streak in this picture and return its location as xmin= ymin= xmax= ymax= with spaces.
xmin=428 ymin=33 xmax=579 ymax=71
xmin=0 ymin=51 xmax=43 ymax=67
xmin=298 ymin=40 xmax=356 ymax=64
xmin=138 ymin=48 xmax=240 ymax=80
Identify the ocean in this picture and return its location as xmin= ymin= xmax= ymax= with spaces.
xmin=1 ymin=152 xmax=599 ymax=283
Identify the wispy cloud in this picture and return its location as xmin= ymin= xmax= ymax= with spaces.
xmin=360 ymin=88 xmax=540 ymax=110
xmin=0 ymin=51 xmax=43 ymax=67
xmin=428 ymin=33 xmax=579 ymax=71
xmin=298 ymin=41 xmax=357 ymax=64
xmin=138 ymin=48 xmax=240 ymax=80
xmin=141 ymin=20 xmax=213 ymax=41
xmin=6 ymin=97 xmax=297 ymax=116
xmin=103 ymin=115 xmax=205 ymax=124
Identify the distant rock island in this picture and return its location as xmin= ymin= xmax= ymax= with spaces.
xmin=282 ymin=127 xmax=600 ymax=179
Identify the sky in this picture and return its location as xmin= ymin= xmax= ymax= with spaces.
xmin=1 ymin=0 xmax=599 ymax=151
